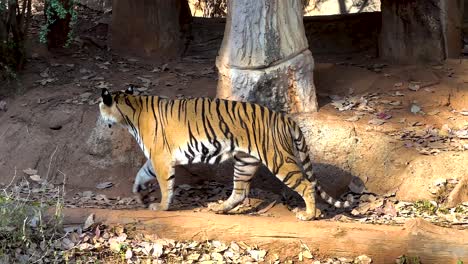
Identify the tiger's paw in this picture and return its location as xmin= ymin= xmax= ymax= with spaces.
xmin=295 ymin=209 xmax=320 ymax=221
xmin=207 ymin=201 xmax=227 ymax=213
xmin=132 ymin=183 xmax=147 ymax=194
xmin=148 ymin=202 xmax=168 ymax=211
xmin=295 ymin=211 xmax=315 ymax=221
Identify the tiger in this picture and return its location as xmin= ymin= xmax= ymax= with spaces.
xmin=99 ymin=86 xmax=352 ymax=220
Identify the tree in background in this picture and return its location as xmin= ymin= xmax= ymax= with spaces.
xmin=41 ymin=0 xmax=77 ymax=48
xmin=111 ymin=0 xmax=193 ymax=59
xmin=0 ymin=0 xmax=32 ymax=78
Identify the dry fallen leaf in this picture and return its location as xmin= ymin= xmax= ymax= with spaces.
xmin=345 ymin=116 xmax=361 ymax=122
xmin=302 ymin=250 xmax=313 ymax=259
xmin=96 ymin=182 xmax=113 ymax=190
xmin=256 ymin=201 xmax=276 ymax=215
xmin=83 ymin=214 xmax=95 ymax=230
xmin=376 ymin=112 xmax=392 ymax=120
xmin=153 ymin=243 xmax=163 ymax=257
xmin=29 ymin=175 xmax=42 ymax=182
xmin=368 ymin=118 xmax=386 ymax=126
xmin=427 ymin=110 xmax=440 ymax=116
xmin=23 ymin=168 xmax=38 ymax=175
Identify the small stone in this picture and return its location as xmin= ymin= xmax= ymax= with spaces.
xmin=410 ymin=104 xmax=421 ymax=114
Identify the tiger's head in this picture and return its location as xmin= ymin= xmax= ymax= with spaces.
xmin=99 ymin=86 xmax=136 ymax=128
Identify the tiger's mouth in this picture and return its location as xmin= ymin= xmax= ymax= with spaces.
xmin=99 ymin=114 xmax=117 ymax=129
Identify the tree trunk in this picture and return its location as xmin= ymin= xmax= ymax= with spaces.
xmin=380 ymin=0 xmax=463 ymax=63
xmin=111 ymin=0 xmax=192 ymax=59
xmin=45 ymin=0 xmax=72 ymax=49
xmin=58 ymin=208 xmax=468 ymax=263
xmin=216 ymin=0 xmax=318 ymax=113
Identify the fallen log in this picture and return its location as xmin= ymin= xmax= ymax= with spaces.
xmin=59 ymin=208 xmax=468 ymax=263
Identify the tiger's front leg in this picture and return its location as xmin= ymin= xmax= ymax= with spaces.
xmin=133 ymin=160 xmax=156 ymax=193
xmin=147 ymin=158 xmax=176 ymax=211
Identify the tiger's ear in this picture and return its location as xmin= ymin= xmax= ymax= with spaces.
xmin=101 ymin=88 xmax=113 ymax=106
xmin=125 ymin=85 xmax=134 ymax=95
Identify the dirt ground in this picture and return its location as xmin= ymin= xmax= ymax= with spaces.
xmin=0 ymin=5 xmax=467 ymax=263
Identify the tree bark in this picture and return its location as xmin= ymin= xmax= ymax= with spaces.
xmin=58 ymin=208 xmax=468 ymax=263
xmin=216 ymin=0 xmax=318 ymax=113
xmin=111 ymin=0 xmax=192 ymax=59
xmin=380 ymin=0 xmax=463 ymax=63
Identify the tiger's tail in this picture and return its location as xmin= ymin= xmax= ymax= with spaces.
xmin=290 ymin=120 xmax=353 ymax=208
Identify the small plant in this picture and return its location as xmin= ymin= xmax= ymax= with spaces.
xmin=433 ymin=184 xmax=450 ymax=204
xmin=0 ymin=170 xmax=67 ymax=262
xmin=396 ymin=255 xmax=421 ymax=264
xmin=437 ymin=206 xmax=449 ymax=214
xmin=454 ymin=205 xmax=466 ymax=214
xmin=414 ymin=200 xmax=437 ymax=215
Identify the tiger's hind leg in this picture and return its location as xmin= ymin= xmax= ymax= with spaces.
xmin=274 ymin=162 xmax=318 ymax=221
xmin=208 ymin=153 xmax=260 ymax=213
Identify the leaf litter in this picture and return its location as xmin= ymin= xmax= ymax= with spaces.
xmin=3 ymin=170 xmax=466 ymax=263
